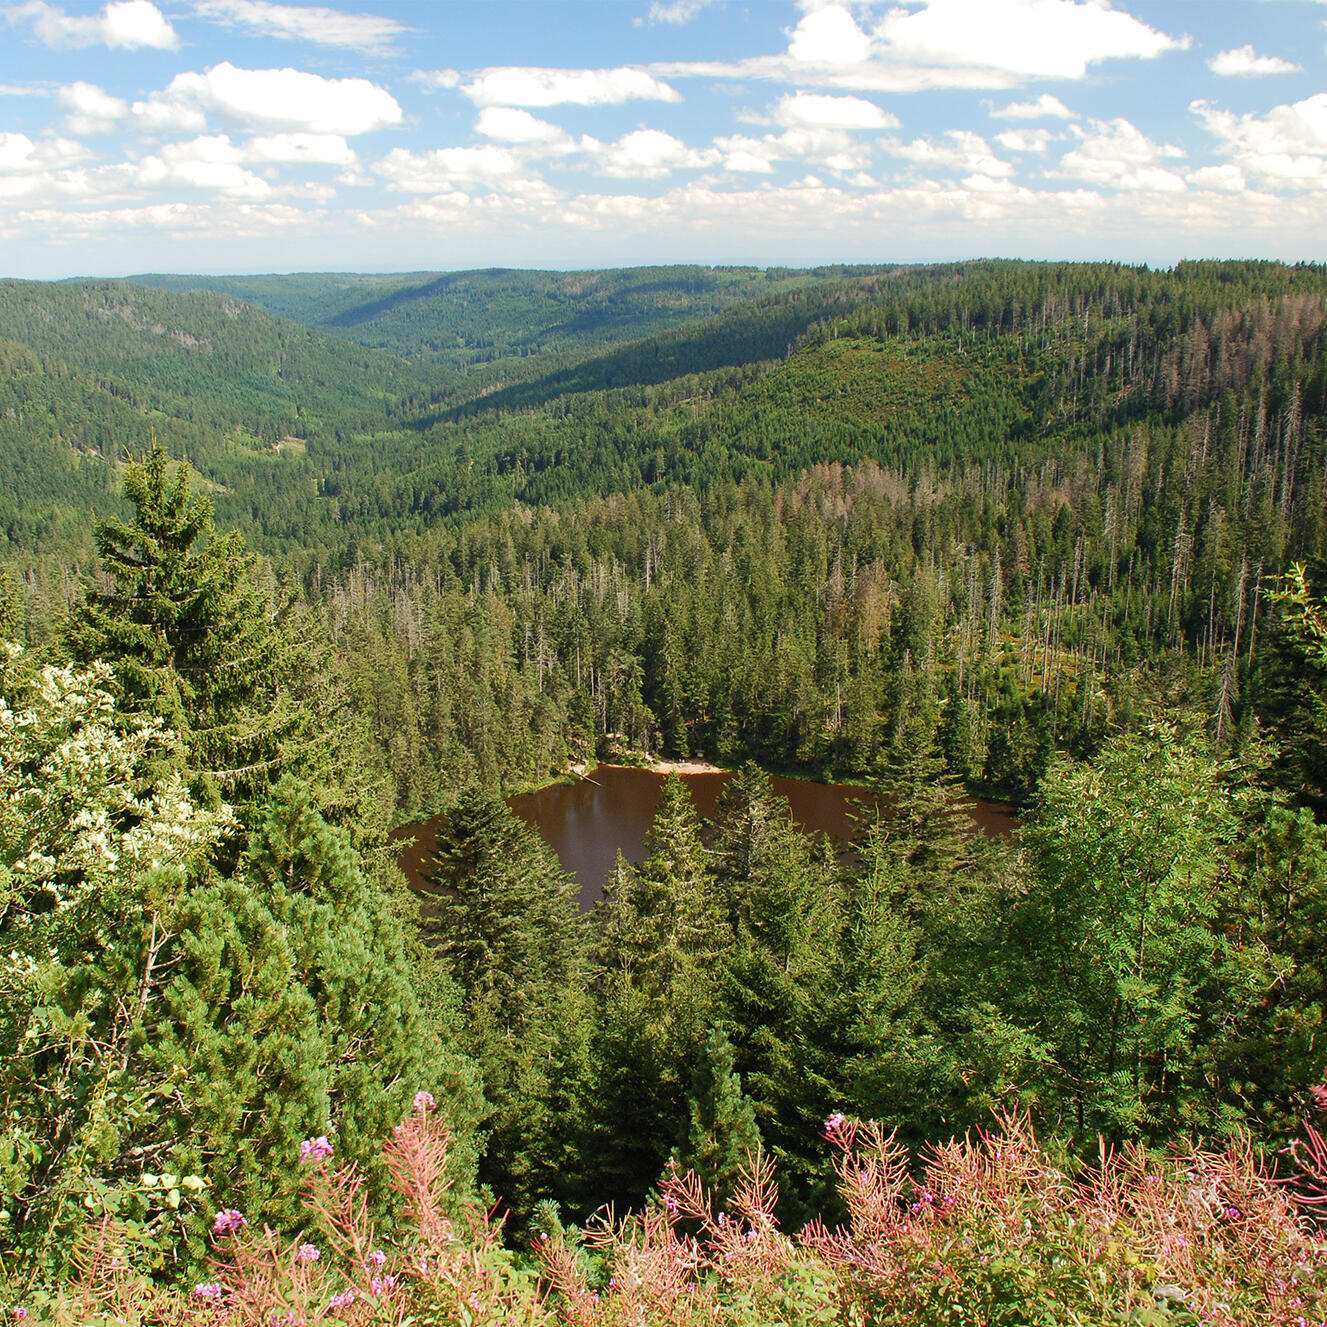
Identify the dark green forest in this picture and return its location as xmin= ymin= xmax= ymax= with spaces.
xmin=4 ymin=260 xmax=1327 ymax=1314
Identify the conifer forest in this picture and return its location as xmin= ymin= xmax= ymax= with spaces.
xmin=4 ymin=259 xmax=1327 ymax=1324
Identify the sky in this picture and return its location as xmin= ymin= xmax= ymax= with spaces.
xmin=1 ymin=0 xmax=1325 ymax=278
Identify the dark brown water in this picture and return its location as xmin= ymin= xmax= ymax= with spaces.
xmin=394 ymin=764 xmax=1017 ymax=908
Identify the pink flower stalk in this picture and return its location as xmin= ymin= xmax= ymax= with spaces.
xmin=413 ymin=1090 xmax=436 ymax=1112
xmin=825 ymin=1112 xmax=847 ymax=1135
xmin=367 ymin=1249 xmax=387 ymax=1267
xmin=328 ymin=1289 xmax=356 ymax=1310
xmin=13 ymin=1311 xmax=28 ymax=1322
xmin=299 ymin=1135 xmax=333 ymax=1161
xmin=296 ymin=1243 xmax=320 ymax=1263
xmin=193 ymin=1283 xmax=224 ymax=1301
xmin=212 ymin=1209 xmax=247 ymax=1236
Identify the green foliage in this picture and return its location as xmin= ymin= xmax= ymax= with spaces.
xmin=590 ymin=777 xmax=725 ymax=1206
xmin=0 ymin=650 xmax=476 ymax=1280
xmin=673 ymin=1027 xmax=763 ymax=1207
xmin=70 ymin=445 xmax=380 ymax=827
xmin=1013 ymin=725 xmax=1259 ymax=1140
xmin=419 ymin=789 xmax=591 ymax=1222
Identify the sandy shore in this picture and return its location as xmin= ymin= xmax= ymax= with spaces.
xmin=592 ymin=758 xmax=728 ymax=776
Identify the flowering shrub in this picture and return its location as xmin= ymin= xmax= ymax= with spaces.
xmin=7 ymin=1098 xmax=1327 ymax=1325
xmin=539 ymin=1110 xmax=1327 ymax=1327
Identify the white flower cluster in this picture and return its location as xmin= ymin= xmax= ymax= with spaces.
xmin=1 ymin=646 xmax=235 ymax=922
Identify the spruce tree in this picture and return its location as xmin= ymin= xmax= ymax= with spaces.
xmin=674 ymin=1026 xmax=763 ymax=1206
xmin=71 ymin=445 xmax=373 ymax=824
xmin=419 ymin=789 xmax=591 ymax=1221
xmin=590 ymin=777 xmax=727 ymax=1206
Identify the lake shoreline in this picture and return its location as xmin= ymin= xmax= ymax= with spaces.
xmin=585 ymin=757 xmax=728 ymax=777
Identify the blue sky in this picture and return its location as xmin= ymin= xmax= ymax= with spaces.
xmin=1 ymin=0 xmax=1325 ymax=277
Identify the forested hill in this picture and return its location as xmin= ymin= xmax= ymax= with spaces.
xmin=4 ymin=259 xmax=1327 ymax=809
xmin=129 ymin=264 xmax=884 ymax=367
xmin=0 ymin=276 xmax=430 ymax=554
xmin=7 ymin=260 xmax=1327 ymax=1319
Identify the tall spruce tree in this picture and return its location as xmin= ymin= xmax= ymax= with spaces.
xmin=1 ymin=637 xmax=477 ymax=1276
xmin=71 ymin=445 xmax=374 ymax=825
xmin=590 ymin=776 xmax=727 ymax=1206
xmin=419 ymin=789 xmax=592 ymax=1222
xmin=674 ymin=1026 xmax=763 ymax=1206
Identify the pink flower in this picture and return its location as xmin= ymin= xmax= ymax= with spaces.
xmin=13 ymin=1312 xmax=29 ymax=1322
xmin=296 ymin=1243 xmax=320 ymax=1263
xmin=212 ymin=1209 xmax=247 ymax=1236
xmin=193 ymin=1283 xmax=224 ymax=1301
xmin=825 ymin=1112 xmax=847 ymax=1134
xmin=299 ymin=1135 xmax=333 ymax=1161
xmin=368 ymin=1249 xmax=387 ymax=1267
xmin=328 ymin=1289 xmax=356 ymax=1310
xmin=413 ymin=1090 xmax=436 ymax=1112
xmin=370 ymin=1274 xmax=395 ymax=1295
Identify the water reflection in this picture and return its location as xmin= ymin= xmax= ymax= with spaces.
xmin=395 ymin=764 xmax=1017 ymax=909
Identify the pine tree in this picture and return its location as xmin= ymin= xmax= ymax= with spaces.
xmin=589 ymin=777 xmax=727 ymax=1207
xmin=709 ymin=767 xmax=842 ymax=1216
xmin=70 ymin=445 xmax=373 ymax=824
xmin=419 ymin=789 xmax=591 ymax=1222
xmin=0 ymin=643 xmax=478 ymax=1273
xmin=673 ymin=1026 xmax=763 ymax=1206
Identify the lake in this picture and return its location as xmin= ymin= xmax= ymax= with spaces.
xmin=394 ymin=764 xmax=1018 ymax=908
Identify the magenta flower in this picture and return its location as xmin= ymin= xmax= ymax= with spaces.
xmin=299 ymin=1135 xmax=333 ymax=1161
xmin=413 ymin=1090 xmax=436 ymax=1112
xmin=329 ymin=1289 xmax=356 ymax=1310
xmin=13 ymin=1312 xmax=29 ymax=1322
xmin=368 ymin=1249 xmax=387 ymax=1267
xmin=825 ymin=1112 xmax=847 ymax=1134
xmin=212 ymin=1209 xmax=247 ymax=1236
xmin=193 ymin=1282 xmax=224 ymax=1301
xmin=296 ymin=1243 xmax=320 ymax=1263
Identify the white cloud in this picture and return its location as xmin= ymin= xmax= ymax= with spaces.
xmin=412 ymin=69 xmax=462 ymax=91
xmin=873 ymin=0 xmax=1183 ymax=81
xmin=995 ymin=128 xmax=1052 ymax=152
xmin=991 ymin=93 xmax=1077 ymax=120
xmin=461 ymin=67 xmax=680 ymax=108
xmin=0 ymin=131 xmax=86 ymax=172
xmin=716 ymin=123 xmax=876 ymax=177
xmin=1055 ymin=117 xmax=1187 ymax=192
xmin=788 ymin=6 xmax=873 ymax=64
xmin=374 ymin=145 xmax=525 ymax=192
xmin=0 ymin=131 xmax=40 ymax=171
xmin=889 ymin=129 xmax=1014 ymax=179
xmin=1188 ymin=164 xmax=1246 ymax=194
xmin=1193 ymin=94 xmax=1327 ymax=191
xmin=775 ymin=92 xmax=897 ymax=130
xmin=648 ymin=0 xmax=711 ymax=23
xmin=130 ymin=93 xmax=209 ymax=134
xmin=589 ymin=129 xmax=719 ymax=178
xmin=1209 ymin=45 xmax=1301 ymax=78
xmin=720 ymin=146 xmax=776 ymax=174
xmin=57 ymin=81 xmax=127 ymax=135
xmin=245 ymin=132 xmax=357 ymax=165
xmin=8 ymin=0 xmax=177 ymax=49
xmin=134 ymin=130 xmax=354 ymax=179
xmin=193 ymin=0 xmax=407 ymax=53
xmin=475 ymin=106 xmax=571 ymax=145
xmin=135 ymin=63 xmax=403 ymax=136
xmin=0 ymin=83 xmax=45 ymax=96
xmin=653 ymin=0 xmax=1182 ymax=94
